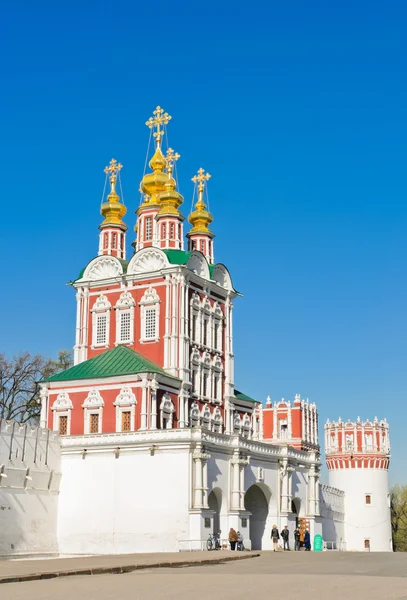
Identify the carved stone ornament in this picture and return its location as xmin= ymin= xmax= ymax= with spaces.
xmin=160 ymin=393 xmax=175 ymax=413
xmin=212 ymin=407 xmax=223 ymax=424
xmin=82 ymin=389 xmax=104 ymax=408
xmin=128 ymin=248 xmax=169 ymax=274
xmin=84 ymin=256 xmax=124 ymax=281
xmin=114 ymin=386 xmax=136 ymax=406
xmin=139 ymin=285 xmax=160 ymax=305
xmin=187 ymin=252 xmax=210 ymax=279
xmin=91 ymin=294 xmax=111 ymax=312
xmin=52 ymin=391 xmax=73 ymax=411
xmin=191 ymin=292 xmax=201 ymax=308
xmin=115 ymin=291 xmax=135 ymax=309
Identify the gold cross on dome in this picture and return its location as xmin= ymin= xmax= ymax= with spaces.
xmin=145 ymin=106 xmax=172 ymax=147
xmin=192 ymin=167 xmax=211 ymax=192
xmin=165 ymin=147 xmax=180 ymax=173
xmin=104 ymin=158 xmax=123 ymax=183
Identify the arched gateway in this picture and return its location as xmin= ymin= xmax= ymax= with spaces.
xmin=244 ymin=484 xmax=271 ymax=550
xmin=208 ymin=488 xmax=222 ymax=534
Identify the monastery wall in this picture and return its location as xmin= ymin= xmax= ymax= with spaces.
xmin=320 ymin=484 xmax=345 ymax=548
xmin=0 ymin=420 xmax=61 ymax=556
xmin=57 ymin=442 xmax=190 ymax=554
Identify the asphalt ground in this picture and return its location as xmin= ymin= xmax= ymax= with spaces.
xmin=2 ymin=552 xmax=407 ymax=600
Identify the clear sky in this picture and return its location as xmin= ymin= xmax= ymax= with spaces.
xmin=1 ymin=0 xmax=406 ymax=483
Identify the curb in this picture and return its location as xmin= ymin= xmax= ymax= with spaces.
xmin=0 ymin=552 xmax=260 ymax=585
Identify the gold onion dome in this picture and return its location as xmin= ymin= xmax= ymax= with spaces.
xmin=140 ymin=106 xmax=172 ymax=207
xmin=188 ymin=168 xmax=213 ymax=235
xmin=100 ymin=159 xmax=127 ymax=229
xmin=158 ymin=148 xmax=183 ymax=215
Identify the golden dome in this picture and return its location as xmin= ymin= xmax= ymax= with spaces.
xmin=188 ymin=168 xmax=213 ymax=235
xmin=100 ymin=159 xmax=127 ymax=230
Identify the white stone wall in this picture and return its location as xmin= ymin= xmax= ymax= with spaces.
xmin=57 ymin=447 xmax=190 ymax=554
xmin=320 ymin=484 xmax=345 ymax=548
xmin=0 ymin=420 xmax=61 ymax=556
xmin=329 ymin=468 xmax=392 ymax=552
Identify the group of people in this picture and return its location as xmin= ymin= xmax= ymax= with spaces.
xmin=271 ymin=525 xmax=311 ymax=551
xmin=228 ymin=528 xmax=244 ymax=551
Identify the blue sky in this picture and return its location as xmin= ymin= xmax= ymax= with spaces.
xmin=1 ymin=0 xmax=406 ymax=483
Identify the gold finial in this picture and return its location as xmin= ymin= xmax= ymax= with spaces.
xmin=146 ymin=105 xmax=172 ymax=148
xmin=100 ymin=158 xmax=126 ymax=229
xmin=165 ymin=147 xmax=180 ymax=175
xmin=188 ymin=167 xmax=213 ymax=235
xmin=192 ymin=168 xmax=211 ymax=208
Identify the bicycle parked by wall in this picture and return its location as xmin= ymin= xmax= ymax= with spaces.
xmin=207 ymin=532 xmax=221 ymax=550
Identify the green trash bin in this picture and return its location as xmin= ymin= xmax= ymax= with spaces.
xmin=313 ymin=534 xmax=323 ymax=552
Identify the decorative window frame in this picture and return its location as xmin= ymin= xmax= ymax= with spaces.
xmin=242 ymin=413 xmax=252 ymax=438
xmin=115 ymin=291 xmax=135 ymax=346
xmin=82 ymin=389 xmax=104 ymax=434
xmin=114 ymin=386 xmax=137 ymax=432
xmin=190 ymin=401 xmax=200 ymax=427
xmin=51 ymin=391 xmax=73 ymax=435
xmin=160 ymin=393 xmax=175 ymax=429
xmin=139 ymin=286 xmax=160 ymax=343
xmin=91 ymin=294 xmax=111 ymax=348
xmin=212 ymin=407 xmax=223 ymax=433
xmin=201 ymin=404 xmax=212 ymax=430
xmin=233 ymin=412 xmax=242 ymax=434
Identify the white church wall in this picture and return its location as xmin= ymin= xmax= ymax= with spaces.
xmin=0 ymin=420 xmax=61 ymax=556
xmin=57 ymin=447 xmax=190 ymax=554
xmin=329 ymin=468 xmax=392 ymax=552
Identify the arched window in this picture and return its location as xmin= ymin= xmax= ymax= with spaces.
xmin=201 ymin=405 xmax=211 ymax=430
xmin=233 ymin=413 xmax=241 ymax=434
xmin=139 ymin=286 xmax=160 ymax=342
xmin=114 ymin=386 xmax=136 ymax=432
xmin=82 ymin=389 xmax=104 ymax=434
xmin=160 ymin=393 xmax=175 ymax=429
xmin=162 ymin=223 xmax=166 ymax=238
xmin=170 ymin=223 xmax=175 ymax=238
xmin=145 ymin=217 xmax=152 ymax=241
xmin=212 ymin=407 xmax=223 ymax=433
xmin=115 ymin=291 xmax=135 ymax=345
xmin=190 ymin=402 xmax=200 ymax=427
xmin=91 ymin=294 xmax=111 ymax=348
xmin=51 ymin=391 xmax=73 ymax=436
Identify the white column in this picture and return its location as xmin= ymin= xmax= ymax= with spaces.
xmin=259 ymin=403 xmax=264 ymax=440
xmin=39 ymin=385 xmax=48 ymax=429
xmin=239 ymin=461 xmax=245 ymax=509
xmin=81 ymin=287 xmax=89 ymax=363
xmin=179 ymin=390 xmax=185 ymax=428
xmin=170 ymin=275 xmax=178 ymax=375
xmin=164 ymin=275 xmax=171 ymax=369
xmin=140 ymin=377 xmax=148 ymax=430
xmin=231 ymin=455 xmax=240 ymax=510
xmin=193 ymin=448 xmax=210 ymax=509
xmin=74 ymin=288 xmax=83 ymax=365
xmin=150 ymin=378 xmax=158 ymax=429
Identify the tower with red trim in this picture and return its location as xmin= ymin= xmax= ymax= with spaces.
xmin=325 ymin=416 xmax=392 ymax=552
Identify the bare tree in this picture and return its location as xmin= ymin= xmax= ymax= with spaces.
xmin=391 ymin=485 xmax=407 ymax=552
xmin=0 ymin=350 xmax=73 ymax=424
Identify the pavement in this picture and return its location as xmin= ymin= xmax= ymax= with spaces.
xmin=2 ymin=552 xmax=407 ymax=600
xmin=0 ymin=550 xmax=258 ymax=584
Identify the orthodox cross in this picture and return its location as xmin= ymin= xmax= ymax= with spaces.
xmin=165 ymin=147 xmax=180 ymax=175
xmin=145 ymin=106 xmax=172 ymax=147
xmin=192 ymin=167 xmax=211 ymax=193
xmin=104 ymin=158 xmax=123 ymax=184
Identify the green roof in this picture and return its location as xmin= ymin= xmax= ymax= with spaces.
xmin=162 ymin=249 xmax=191 ymax=265
xmin=42 ymin=346 xmax=178 ymax=383
xmin=234 ymin=389 xmax=257 ymax=403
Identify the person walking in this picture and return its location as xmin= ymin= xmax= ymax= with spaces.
xmin=281 ymin=525 xmax=290 ymax=550
xmin=294 ymin=527 xmax=301 ymax=551
xmin=271 ymin=524 xmax=280 ymax=552
xmin=229 ymin=528 xmax=238 ymax=551
xmin=304 ymin=529 xmax=311 ymax=551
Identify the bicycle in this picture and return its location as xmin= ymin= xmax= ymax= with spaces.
xmin=206 ymin=533 xmax=221 ymax=550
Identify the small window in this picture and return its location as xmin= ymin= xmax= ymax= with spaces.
xmin=145 ymin=217 xmax=152 ymax=241
xmin=104 ymin=233 xmax=108 ymax=249
xmin=170 ymin=223 xmax=175 ymax=238
xmin=200 ymin=240 xmax=205 ymax=253
xmin=192 ymin=240 xmax=197 ymax=250
xmin=58 ymin=415 xmax=68 ymax=436
xmin=204 ymin=517 xmax=211 ymax=528
xmin=365 ymin=494 xmax=371 ymax=505
xmin=145 ymin=308 xmax=157 ymax=340
xmin=121 ymin=411 xmax=131 ymax=432
xmin=192 ymin=314 xmax=197 ymax=341
xmin=112 ymin=233 xmax=117 ymax=249
xmin=213 ymin=377 xmax=218 ymax=401
xmin=119 ymin=311 xmax=131 ymax=343
xmin=90 ymin=413 xmax=99 ymax=434
xmin=203 ymin=320 xmax=208 ymax=346
xmin=364 ymin=539 xmax=370 ymax=550
xmin=203 ymin=373 xmax=208 ymax=397
xmin=96 ymin=314 xmax=107 ymax=345
xmin=162 ymin=223 xmax=166 ymax=238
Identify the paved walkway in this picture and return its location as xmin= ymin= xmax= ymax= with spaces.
xmin=2 ymin=552 xmax=407 ymax=600
xmin=0 ymin=550 xmax=259 ymax=584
